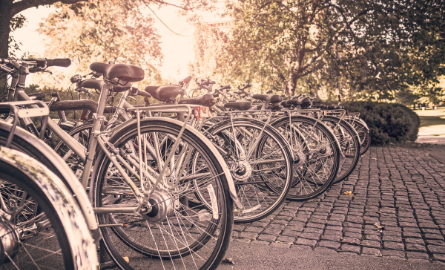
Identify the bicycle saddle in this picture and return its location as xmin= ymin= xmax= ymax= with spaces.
xmin=89 ymin=62 xmax=144 ymax=83
xmin=145 ymin=84 xmax=180 ymax=102
xmin=252 ymin=94 xmax=282 ymax=103
xmin=29 ymin=92 xmax=46 ymax=101
xmin=81 ymin=79 xmax=104 ymax=90
xmin=178 ymin=94 xmax=215 ymax=107
xmin=280 ymin=100 xmax=293 ymax=108
xmin=223 ymin=100 xmax=252 ymax=111
xmin=287 ymin=97 xmax=312 ymax=108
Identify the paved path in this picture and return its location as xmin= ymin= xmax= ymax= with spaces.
xmin=226 ymin=146 xmax=445 ymax=267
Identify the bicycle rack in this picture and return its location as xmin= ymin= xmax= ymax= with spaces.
xmin=0 ymin=100 xmax=49 ymax=147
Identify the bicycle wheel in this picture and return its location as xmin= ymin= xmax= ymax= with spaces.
xmin=204 ymin=118 xmax=293 ymax=223
xmin=320 ymin=116 xmax=360 ymax=184
xmin=0 ymin=147 xmax=98 ymax=269
xmin=91 ymin=118 xmax=233 ymax=270
xmin=348 ymin=119 xmax=370 ymax=155
xmin=272 ymin=115 xmax=340 ymax=201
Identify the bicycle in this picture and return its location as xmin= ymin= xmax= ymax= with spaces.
xmin=0 ymin=100 xmax=99 ymax=269
xmin=1 ymin=58 xmax=238 ymax=270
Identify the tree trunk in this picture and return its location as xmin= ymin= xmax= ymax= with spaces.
xmin=0 ymin=0 xmax=13 ymax=59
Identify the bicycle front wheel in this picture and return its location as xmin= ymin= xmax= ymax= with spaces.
xmin=0 ymin=147 xmax=98 ymax=269
xmin=204 ymin=118 xmax=293 ymax=223
xmin=91 ymin=118 xmax=233 ymax=270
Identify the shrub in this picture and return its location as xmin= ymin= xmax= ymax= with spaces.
xmin=342 ymin=101 xmax=420 ymax=145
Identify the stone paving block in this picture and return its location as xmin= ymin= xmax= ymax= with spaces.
xmin=361 ymin=240 xmax=381 ymax=248
xmin=285 ymin=224 xmax=304 ymax=232
xmin=299 ymin=232 xmax=321 ymax=240
xmin=270 ymin=242 xmax=292 ymax=248
xmin=427 ymin=245 xmax=445 ymax=254
xmin=234 ymin=238 xmax=251 ymax=243
xmin=257 ymin=234 xmax=277 ymax=242
xmin=402 ymin=232 xmax=422 ymax=238
xmin=281 ymin=230 xmax=301 ymax=238
xmin=270 ymin=219 xmax=289 ymax=225
xmin=322 ymin=234 xmax=341 ymax=242
xmin=340 ymin=244 xmax=361 ymax=254
xmin=244 ymin=226 xmax=263 ymax=233
xmin=303 ymin=227 xmax=323 ymax=234
xmin=295 ymin=238 xmax=317 ymax=247
xmin=318 ymin=240 xmax=341 ymax=249
xmin=382 ymin=250 xmax=405 ymax=259
xmin=425 ymin=234 xmax=444 ymax=240
xmin=361 ymin=247 xmax=380 ymax=255
xmin=364 ymin=234 xmax=381 ymax=241
xmin=405 ymin=243 xmax=427 ymax=252
xmin=425 ymin=239 xmax=445 ymax=246
xmin=262 ymin=228 xmax=282 ymax=235
xmin=383 ymin=241 xmax=404 ymax=250
xmin=344 ymin=232 xmax=362 ymax=238
xmin=342 ymin=237 xmax=361 ymax=245
xmin=404 ymin=238 xmax=425 ymax=245
xmin=406 ymin=252 xmax=429 ymax=260
xmin=382 ymin=235 xmax=403 ymax=242
xmin=239 ymin=232 xmax=259 ymax=240
xmin=432 ymin=254 xmax=445 ymax=262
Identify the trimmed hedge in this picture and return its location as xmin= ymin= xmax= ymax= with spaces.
xmin=342 ymin=101 xmax=420 ymax=145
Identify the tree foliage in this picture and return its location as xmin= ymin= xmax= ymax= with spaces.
xmin=35 ymin=0 xmax=163 ymax=87
xmin=192 ymin=0 xmax=445 ymax=98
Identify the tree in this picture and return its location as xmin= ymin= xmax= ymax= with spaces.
xmin=197 ymin=0 xmax=444 ymax=97
xmin=1 ymin=0 xmax=218 ymax=59
xmin=35 ymin=0 xmax=163 ymax=87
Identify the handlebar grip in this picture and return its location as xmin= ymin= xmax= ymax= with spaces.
xmin=46 ymin=58 xmax=71 ymax=67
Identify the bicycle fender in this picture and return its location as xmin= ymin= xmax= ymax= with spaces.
xmin=0 ymin=122 xmax=100 ymax=238
xmin=0 ymin=147 xmax=99 ymax=269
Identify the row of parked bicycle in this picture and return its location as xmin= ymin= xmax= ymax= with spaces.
xmin=0 ymin=58 xmax=370 ymax=269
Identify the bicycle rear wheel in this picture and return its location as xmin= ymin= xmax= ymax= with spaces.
xmin=272 ymin=115 xmax=340 ymax=201
xmin=320 ymin=116 xmax=360 ymax=184
xmin=91 ymin=118 xmax=233 ymax=270
xmin=0 ymin=147 xmax=98 ymax=269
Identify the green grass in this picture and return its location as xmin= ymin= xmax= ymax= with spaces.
xmin=414 ymin=107 xmax=445 ymax=136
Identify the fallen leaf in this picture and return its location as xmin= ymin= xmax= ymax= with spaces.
xmin=222 ymin=258 xmax=235 ymax=265
xmin=344 ymin=191 xmax=355 ymax=196
xmin=374 ymin=223 xmax=385 ymax=230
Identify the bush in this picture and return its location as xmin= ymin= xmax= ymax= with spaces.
xmin=342 ymin=101 xmax=420 ymax=145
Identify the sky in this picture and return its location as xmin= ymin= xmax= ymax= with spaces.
xmin=12 ymin=3 xmax=226 ymax=85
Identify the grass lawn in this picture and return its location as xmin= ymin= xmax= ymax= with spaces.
xmin=414 ymin=107 xmax=445 ymax=136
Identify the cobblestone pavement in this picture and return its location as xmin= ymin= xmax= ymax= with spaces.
xmin=232 ymin=146 xmax=445 ymax=264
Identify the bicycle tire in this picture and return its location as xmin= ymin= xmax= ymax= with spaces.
xmin=90 ymin=118 xmax=234 ymax=270
xmin=0 ymin=147 xmax=98 ymax=269
xmin=204 ymin=118 xmax=293 ymax=223
xmin=272 ymin=115 xmax=340 ymax=201
xmin=320 ymin=116 xmax=360 ymax=184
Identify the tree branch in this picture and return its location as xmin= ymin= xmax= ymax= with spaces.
xmin=11 ymin=0 xmax=86 ymax=16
